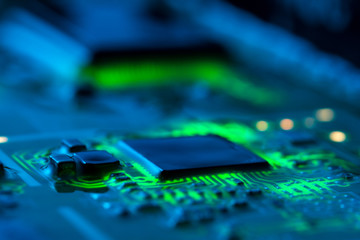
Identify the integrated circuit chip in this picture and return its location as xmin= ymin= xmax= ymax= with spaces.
xmin=120 ymin=135 xmax=269 ymax=180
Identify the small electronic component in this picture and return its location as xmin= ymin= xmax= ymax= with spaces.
xmin=121 ymin=135 xmax=269 ymax=179
xmin=49 ymin=150 xmax=120 ymax=179
xmin=61 ymin=139 xmax=87 ymax=153
xmin=49 ymin=154 xmax=76 ymax=178
xmin=278 ymin=132 xmax=316 ymax=146
xmin=73 ymin=150 xmax=120 ymax=178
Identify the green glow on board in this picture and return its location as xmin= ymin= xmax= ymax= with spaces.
xmin=151 ymin=121 xmax=257 ymax=145
xmin=82 ymin=58 xmax=282 ymax=106
xmin=12 ymin=153 xmax=33 ymax=171
xmin=66 ymin=180 xmax=107 ymax=189
xmin=11 ymin=120 xmax=353 ymax=204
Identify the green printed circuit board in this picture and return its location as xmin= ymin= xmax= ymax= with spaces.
xmin=2 ymin=115 xmax=360 ymax=240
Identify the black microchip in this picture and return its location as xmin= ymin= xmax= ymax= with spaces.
xmin=121 ymin=135 xmax=269 ymax=180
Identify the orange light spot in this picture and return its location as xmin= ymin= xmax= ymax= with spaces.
xmin=280 ymin=119 xmax=294 ymax=131
xmin=329 ymin=131 xmax=346 ymax=142
xmin=256 ymin=121 xmax=269 ymax=131
xmin=0 ymin=136 xmax=8 ymax=144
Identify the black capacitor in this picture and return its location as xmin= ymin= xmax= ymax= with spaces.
xmin=73 ymin=150 xmax=120 ymax=178
xmin=49 ymin=154 xmax=76 ymax=178
xmin=61 ymin=139 xmax=87 ymax=153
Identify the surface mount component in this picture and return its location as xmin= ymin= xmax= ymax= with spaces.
xmin=73 ymin=150 xmax=120 ymax=178
xmin=61 ymin=139 xmax=87 ymax=153
xmin=279 ymin=132 xmax=317 ymax=146
xmin=49 ymin=154 xmax=76 ymax=178
xmin=121 ymin=135 xmax=269 ymax=179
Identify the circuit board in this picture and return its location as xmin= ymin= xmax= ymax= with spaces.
xmin=2 ymin=106 xmax=360 ymax=240
xmin=3 ymin=1 xmax=360 ymax=239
